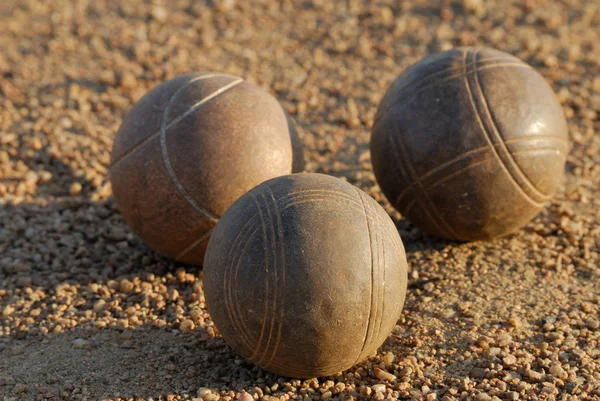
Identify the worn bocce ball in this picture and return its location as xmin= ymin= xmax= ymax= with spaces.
xmin=203 ymin=173 xmax=408 ymax=378
xmin=371 ymin=47 xmax=569 ymax=241
xmin=109 ymin=72 xmax=304 ymax=264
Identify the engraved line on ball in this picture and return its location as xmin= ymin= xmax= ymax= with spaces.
xmin=397 ymin=150 xmax=494 ymax=212
xmin=363 ymin=194 xmax=383 ymax=352
xmin=391 ymin=130 xmax=461 ymax=239
xmin=396 ymin=148 xmax=566 ymax=213
xmin=280 ymin=192 xmax=364 ymax=211
xmin=248 ymin=192 xmax=274 ymax=363
xmin=372 ymin=199 xmax=388 ymax=349
xmin=354 ymin=187 xmax=376 ymax=365
xmin=224 ymin=215 xmax=261 ymax=351
xmin=379 ymin=214 xmax=388 ymax=346
xmin=385 ymin=110 xmax=457 ymax=238
xmin=365 ymin=190 xmax=403 ymax=257
xmin=224 ymin=221 xmax=259 ymax=351
xmin=376 ymin=53 xmax=524 ymax=122
xmin=222 ymin=216 xmax=257 ymax=351
xmin=230 ymin=222 xmax=262 ymax=348
xmin=379 ymin=62 xmax=529 ymax=120
xmin=254 ymin=190 xmax=280 ymax=367
xmin=279 ymin=189 xmax=364 ymax=209
xmin=374 ymin=62 xmax=531 ymax=124
xmin=378 ymin=216 xmax=403 ymax=259
xmin=402 ymin=158 xmax=495 ymax=215
xmin=462 ymin=49 xmax=545 ymax=208
xmin=471 ymin=53 xmax=549 ymax=205
xmin=247 ymin=193 xmax=271 ymax=361
xmin=280 ymin=195 xmax=381 ymax=242
xmin=168 ymin=76 xmax=244 ymax=136
xmin=504 ymin=135 xmax=569 ymax=145
xmin=231 ymin=224 xmax=262 ymax=351
xmin=373 ymin=199 xmax=387 ymax=347
xmin=175 ymin=227 xmax=214 ymax=260
xmin=258 ymin=188 xmax=283 ymax=366
xmin=394 ymin=135 xmax=568 ymax=209
xmin=279 ymin=188 xmax=361 ymax=200
xmin=394 ymin=146 xmax=490 ymax=209
xmin=363 ymin=193 xmax=382 ymax=352
xmin=511 ymin=148 xmax=567 ymax=158
xmin=389 ymin=132 xmax=448 ymax=237
xmin=110 ymin=73 xmax=232 ymax=169
xmin=281 ymin=197 xmax=364 ymax=214
xmin=504 ymin=136 xmax=569 ymax=158
xmin=377 ymin=209 xmax=396 ymax=346
xmin=385 ymin=54 xmax=520 ymax=100
xmin=281 ymin=192 xmax=380 ymax=234
xmin=473 ymin=50 xmax=551 ymax=200
xmin=159 ymin=77 xmax=244 ymax=222
xmin=263 ymin=187 xmax=287 ymax=370
xmin=386 ymin=116 xmax=417 ymax=195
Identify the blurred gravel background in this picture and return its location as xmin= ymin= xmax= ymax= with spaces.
xmin=0 ymin=0 xmax=599 ymax=400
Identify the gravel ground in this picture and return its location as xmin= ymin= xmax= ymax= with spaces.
xmin=1 ymin=0 xmax=599 ymax=400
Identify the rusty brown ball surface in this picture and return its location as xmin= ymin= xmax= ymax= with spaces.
xmin=371 ymin=47 xmax=569 ymax=241
xmin=109 ymin=73 xmax=304 ymax=265
xmin=203 ymin=173 xmax=408 ymax=378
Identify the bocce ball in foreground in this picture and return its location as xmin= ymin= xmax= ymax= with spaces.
xmin=110 ymin=72 xmax=304 ymax=265
xmin=371 ymin=47 xmax=569 ymax=241
xmin=203 ymin=173 xmax=408 ymax=378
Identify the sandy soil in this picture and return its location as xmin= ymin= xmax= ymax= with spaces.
xmin=1 ymin=0 xmax=599 ymax=400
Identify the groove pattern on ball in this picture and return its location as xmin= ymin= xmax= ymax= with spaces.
xmin=371 ymin=47 xmax=569 ymax=241
xmin=203 ymin=174 xmax=408 ymax=378
xmin=110 ymin=73 xmax=304 ymax=264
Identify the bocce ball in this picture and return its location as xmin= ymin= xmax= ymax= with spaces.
xmin=110 ymin=72 xmax=304 ymax=264
xmin=371 ymin=47 xmax=569 ymax=241
xmin=203 ymin=173 xmax=408 ymax=378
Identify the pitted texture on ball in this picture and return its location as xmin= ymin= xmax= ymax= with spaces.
xmin=110 ymin=72 xmax=304 ymax=264
xmin=203 ymin=173 xmax=408 ymax=378
xmin=371 ymin=47 xmax=569 ymax=241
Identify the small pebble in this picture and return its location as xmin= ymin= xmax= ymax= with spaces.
xmin=119 ymin=279 xmax=134 ymax=293
xmin=381 ymin=351 xmax=395 ymax=364
xmin=69 ymin=182 xmax=82 ymax=196
xmin=239 ymin=392 xmax=253 ymax=401
xmin=374 ymin=367 xmax=396 ymax=382
xmin=496 ymin=333 xmax=512 ymax=347
xmin=179 ymin=319 xmax=195 ymax=332
xmin=2 ymin=306 xmax=14 ymax=316
xmin=151 ymin=6 xmax=168 ymax=22
xmin=93 ymin=300 xmax=106 ymax=311
xmin=14 ymin=383 xmax=26 ymax=394
xmin=120 ymin=73 xmax=137 ymax=90
xmin=507 ymin=391 xmax=520 ymax=401
xmin=371 ymin=383 xmax=386 ymax=393
xmin=72 ymin=338 xmax=88 ymax=349
xmin=471 ymin=368 xmax=488 ymax=379
xmin=549 ymin=364 xmax=568 ymax=380
xmin=24 ymin=171 xmax=38 ymax=185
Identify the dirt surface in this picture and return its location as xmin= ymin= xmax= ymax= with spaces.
xmin=0 ymin=0 xmax=599 ymax=400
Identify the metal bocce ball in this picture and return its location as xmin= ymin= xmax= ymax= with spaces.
xmin=203 ymin=173 xmax=409 ymax=378
xmin=371 ymin=47 xmax=569 ymax=241
xmin=110 ymin=73 xmax=304 ymax=264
